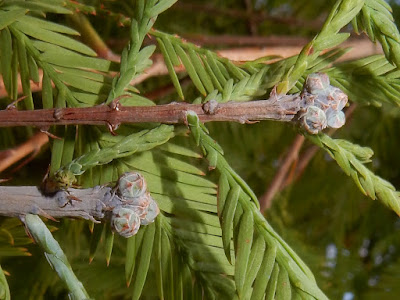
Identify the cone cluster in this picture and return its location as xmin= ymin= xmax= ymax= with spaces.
xmin=111 ymin=172 xmax=159 ymax=238
xmin=299 ymin=73 xmax=348 ymax=134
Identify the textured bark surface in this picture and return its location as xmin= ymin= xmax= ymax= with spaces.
xmin=0 ymin=186 xmax=117 ymax=221
xmin=0 ymin=95 xmax=302 ymax=128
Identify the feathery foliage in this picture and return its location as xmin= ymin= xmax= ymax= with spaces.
xmin=186 ymin=111 xmax=327 ymax=299
xmin=1 ymin=0 xmax=400 ymax=299
xmin=308 ymin=134 xmax=400 ymax=215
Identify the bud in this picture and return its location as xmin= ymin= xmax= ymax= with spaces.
xmin=305 ymin=72 xmax=330 ymax=94
xmin=302 ymin=105 xmax=327 ymax=134
xmin=111 ymin=207 xmax=141 ymax=238
xmin=326 ymin=110 xmax=345 ymax=128
xmin=327 ymin=86 xmax=348 ymax=110
xmin=140 ymin=197 xmax=160 ymax=225
xmin=129 ymin=193 xmax=152 ymax=219
xmin=118 ymin=172 xmax=147 ymax=199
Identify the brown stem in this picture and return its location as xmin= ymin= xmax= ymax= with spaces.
xmin=288 ymin=104 xmax=358 ymax=184
xmin=244 ymin=0 xmax=258 ymax=35
xmin=0 ymin=131 xmax=49 ymax=173
xmin=0 ymin=96 xmax=302 ymax=128
xmin=67 ymin=13 xmax=119 ymax=61
xmin=259 ymin=134 xmax=305 ymax=211
xmin=260 ymin=104 xmax=357 ymax=211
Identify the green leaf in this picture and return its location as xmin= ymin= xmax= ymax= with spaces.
xmin=3 ymin=1 xmax=72 ymax=14
xmin=104 ymin=230 xmax=114 ymax=266
xmin=57 ymin=72 xmax=110 ymax=94
xmin=250 ymin=244 xmax=277 ymax=300
xmin=0 ymin=9 xmax=27 ymax=31
xmin=0 ymin=265 xmax=10 ymax=300
xmin=42 ymin=71 xmax=53 ymax=108
xmin=89 ymin=223 xmax=105 ymax=263
xmin=188 ymin=49 xmax=214 ymax=94
xmin=315 ymin=32 xmax=350 ymax=50
xmin=23 ymin=214 xmax=90 ymax=299
xmin=18 ymin=15 xmax=80 ymax=35
xmin=27 ymin=53 xmax=39 ymax=83
xmin=242 ymin=234 xmax=266 ymax=299
xmin=0 ymin=28 xmax=13 ymax=96
xmin=354 ymin=0 xmax=400 ymax=68
xmin=309 ymin=134 xmax=400 ymax=216
xmin=235 ymin=210 xmax=254 ymax=298
xmin=15 ymin=37 xmax=33 ymax=109
xmin=157 ymin=37 xmax=184 ymax=99
xmin=163 ymin=36 xmax=181 ymax=66
xmin=206 ymin=52 xmax=227 ymax=86
xmin=125 ymin=234 xmax=137 ymax=286
xmin=37 ymin=42 xmax=114 ymax=72
xmin=221 ymin=184 xmax=240 ymax=263
xmin=174 ymin=44 xmax=207 ymax=96
xmin=148 ymin=0 xmax=178 ymax=18
xmin=276 ymin=267 xmax=291 ymax=300
xmin=131 ymin=224 xmax=156 ymax=300
xmin=12 ymin=22 xmax=97 ymax=56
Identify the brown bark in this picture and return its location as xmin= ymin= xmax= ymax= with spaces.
xmin=0 ymin=96 xmax=302 ymax=128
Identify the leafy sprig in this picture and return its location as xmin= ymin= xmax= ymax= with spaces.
xmin=155 ymin=28 xmax=351 ymax=104
xmin=353 ymin=0 xmax=400 ymax=68
xmin=327 ymin=55 xmax=400 ymax=106
xmin=153 ymin=30 xmax=250 ymax=100
xmin=23 ymin=214 xmax=90 ymax=300
xmin=105 ymin=0 xmax=177 ymax=104
xmin=278 ymin=0 xmax=364 ymax=93
xmin=0 ymin=2 xmax=116 ymax=108
xmin=51 ymin=125 xmax=174 ymax=189
xmin=308 ymin=133 xmax=400 ymax=215
xmin=0 ymin=265 xmax=10 ymax=300
xmin=186 ymin=111 xmax=328 ymax=299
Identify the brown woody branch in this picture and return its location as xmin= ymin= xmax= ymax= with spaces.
xmin=259 ymin=135 xmax=305 ymax=211
xmin=0 ymin=96 xmax=302 ymax=128
xmin=0 ymin=132 xmax=49 ymax=173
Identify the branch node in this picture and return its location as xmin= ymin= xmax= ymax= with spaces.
xmin=54 ymin=108 xmax=64 ymax=121
xmin=202 ymin=99 xmax=219 ymax=115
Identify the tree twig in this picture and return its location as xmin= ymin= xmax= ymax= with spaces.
xmin=287 ymin=104 xmax=357 ymax=184
xmin=1 ymin=172 xmax=159 ymax=238
xmin=0 ymin=131 xmax=49 ymax=173
xmin=0 ymin=185 xmax=113 ymax=221
xmin=244 ymin=0 xmax=258 ymax=35
xmin=67 ymin=13 xmax=120 ymax=61
xmin=0 ymin=96 xmax=302 ymax=128
xmin=260 ymin=104 xmax=357 ymax=211
xmin=259 ymin=135 xmax=305 ymax=211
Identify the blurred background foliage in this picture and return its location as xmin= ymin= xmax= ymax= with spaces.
xmin=1 ymin=0 xmax=400 ymax=299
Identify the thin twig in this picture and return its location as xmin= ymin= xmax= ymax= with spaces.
xmin=67 ymin=13 xmax=120 ymax=61
xmin=0 ymin=96 xmax=302 ymax=128
xmin=259 ymin=135 xmax=305 ymax=211
xmin=288 ymin=104 xmax=357 ymax=184
xmin=0 ymin=186 xmax=113 ymax=221
xmin=244 ymin=0 xmax=258 ymax=35
xmin=23 ymin=214 xmax=91 ymax=299
xmin=0 ymin=132 xmax=49 ymax=173
xmin=260 ymin=104 xmax=358 ymax=211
